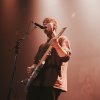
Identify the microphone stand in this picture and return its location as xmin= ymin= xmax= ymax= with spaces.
xmin=6 ymin=22 xmax=37 ymax=100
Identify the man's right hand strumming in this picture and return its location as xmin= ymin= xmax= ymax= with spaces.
xmin=27 ymin=64 xmax=36 ymax=76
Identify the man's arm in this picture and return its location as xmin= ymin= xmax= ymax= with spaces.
xmin=51 ymin=36 xmax=71 ymax=58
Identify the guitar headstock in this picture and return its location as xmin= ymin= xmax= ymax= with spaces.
xmin=58 ymin=27 xmax=67 ymax=37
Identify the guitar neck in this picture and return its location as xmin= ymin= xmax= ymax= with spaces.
xmin=37 ymin=27 xmax=67 ymax=67
xmin=37 ymin=45 xmax=52 ymax=66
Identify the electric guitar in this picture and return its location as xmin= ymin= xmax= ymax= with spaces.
xmin=22 ymin=27 xmax=67 ymax=91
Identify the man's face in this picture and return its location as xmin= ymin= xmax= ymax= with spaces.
xmin=43 ymin=22 xmax=54 ymax=38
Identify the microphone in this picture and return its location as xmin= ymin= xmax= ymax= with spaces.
xmin=32 ymin=22 xmax=47 ymax=29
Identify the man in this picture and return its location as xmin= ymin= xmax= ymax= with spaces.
xmin=26 ymin=17 xmax=71 ymax=100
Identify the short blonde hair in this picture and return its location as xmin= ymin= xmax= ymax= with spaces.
xmin=43 ymin=17 xmax=57 ymax=31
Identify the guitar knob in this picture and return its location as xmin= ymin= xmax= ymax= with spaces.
xmin=42 ymin=61 xmax=45 ymax=65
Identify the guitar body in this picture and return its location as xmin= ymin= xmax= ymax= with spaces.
xmin=25 ymin=63 xmax=44 ymax=90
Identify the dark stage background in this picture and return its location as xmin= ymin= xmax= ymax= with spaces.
xmin=0 ymin=0 xmax=100 ymax=100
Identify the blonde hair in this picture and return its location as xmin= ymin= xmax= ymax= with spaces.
xmin=43 ymin=17 xmax=57 ymax=31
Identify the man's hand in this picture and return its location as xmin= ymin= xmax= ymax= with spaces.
xmin=27 ymin=65 xmax=36 ymax=76
xmin=51 ymin=38 xmax=59 ymax=49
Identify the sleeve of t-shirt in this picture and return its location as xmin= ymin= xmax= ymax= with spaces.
xmin=58 ymin=36 xmax=72 ymax=62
